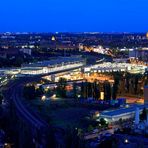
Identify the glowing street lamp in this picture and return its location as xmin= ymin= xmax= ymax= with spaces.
xmin=124 ymin=139 xmax=129 ymax=144
xmin=41 ymin=95 xmax=46 ymax=101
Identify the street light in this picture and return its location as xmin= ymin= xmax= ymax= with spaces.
xmin=41 ymin=95 xmax=46 ymax=101
xmin=124 ymin=139 xmax=129 ymax=144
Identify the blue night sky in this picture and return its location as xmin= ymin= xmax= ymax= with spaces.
xmin=0 ymin=0 xmax=147 ymax=32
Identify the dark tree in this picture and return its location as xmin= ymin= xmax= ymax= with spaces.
xmin=81 ymin=81 xmax=85 ymax=98
xmin=81 ymin=81 xmax=88 ymax=99
xmin=112 ymin=72 xmax=121 ymax=99
xmin=112 ymin=83 xmax=118 ymax=100
xmin=99 ymin=139 xmax=113 ymax=148
xmin=104 ymin=81 xmax=111 ymax=100
xmin=65 ymin=126 xmax=80 ymax=148
xmin=87 ymin=82 xmax=93 ymax=98
xmin=140 ymin=107 xmax=147 ymax=121
xmin=23 ymin=85 xmax=36 ymax=100
xmin=125 ymin=73 xmax=131 ymax=93
xmin=134 ymin=75 xmax=139 ymax=94
xmin=56 ymin=78 xmax=67 ymax=98
xmin=93 ymin=81 xmax=100 ymax=100
xmin=73 ymin=82 xmax=77 ymax=99
xmin=35 ymin=86 xmax=44 ymax=98
xmin=0 ymin=92 xmax=3 ymax=105
xmin=46 ymin=89 xmax=52 ymax=98
xmin=100 ymin=118 xmax=108 ymax=127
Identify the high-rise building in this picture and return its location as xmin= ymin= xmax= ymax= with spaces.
xmin=146 ymin=32 xmax=148 ymax=39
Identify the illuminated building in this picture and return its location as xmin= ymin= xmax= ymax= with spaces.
xmin=51 ymin=36 xmax=56 ymax=41
xmin=129 ymin=48 xmax=148 ymax=62
xmin=20 ymin=48 xmax=32 ymax=55
xmin=93 ymin=46 xmax=105 ymax=54
xmin=20 ymin=57 xmax=86 ymax=75
xmin=99 ymin=104 xmax=148 ymax=123
xmin=146 ymin=32 xmax=148 ymax=39
xmin=100 ymin=92 xmax=104 ymax=100
xmin=20 ymin=67 xmax=45 ymax=75
xmin=79 ymin=43 xmax=84 ymax=51
xmin=84 ymin=62 xmax=147 ymax=74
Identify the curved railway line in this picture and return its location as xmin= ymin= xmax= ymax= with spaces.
xmin=3 ymin=67 xmax=85 ymax=147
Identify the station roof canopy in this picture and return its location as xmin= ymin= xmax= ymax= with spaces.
xmin=22 ymin=57 xmax=84 ymax=68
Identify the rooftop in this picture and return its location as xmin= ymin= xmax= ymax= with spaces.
xmin=22 ymin=56 xmax=84 ymax=67
xmin=101 ymin=104 xmax=148 ymax=117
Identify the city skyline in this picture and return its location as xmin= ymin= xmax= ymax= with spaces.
xmin=0 ymin=1 xmax=148 ymax=145
xmin=0 ymin=0 xmax=148 ymax=33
